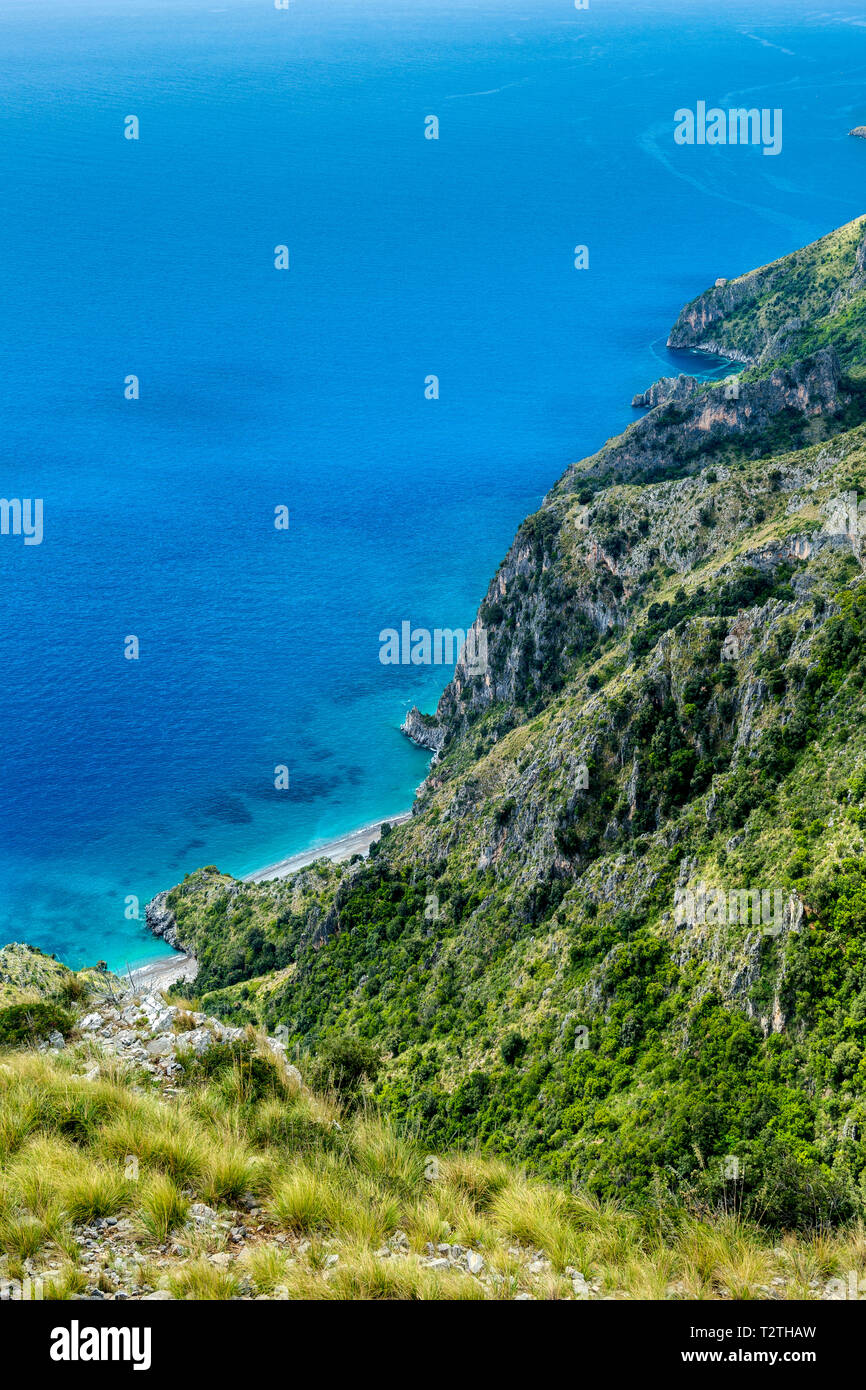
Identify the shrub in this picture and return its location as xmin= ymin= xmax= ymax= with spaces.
xmin=309 ymin=1035 xmax=380 ymax=1102
xmin=500 ymin=1031 xmax=527 ymax=1066
xmin=58 ymin=975 xmax=87 ymax=1005
xmin=0 ymin=1002 xmax=74 ymax=1046
xmin=178 ymin=1038 xmax=287 ymax=1103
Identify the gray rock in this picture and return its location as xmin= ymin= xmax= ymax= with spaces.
xmin=174 ymin=1028 xmax=214 ymax=1055
xmin=188 ymin=1203 xmax=218 ymax=1225
xmin=144 ymin=891 xmax=185 ymax=950
xmin=632 ymin=373 xmax=699 ymax=411
xmin=150 ymin=1008 xmax=177 ymax=1033
xmin=215 ymin=1026 xmax=246 ymax=1043
xmin=263 ymin=1038 xmax=303 ymax=1088
xmin=401 ymin=707 xmax=447 ymax=756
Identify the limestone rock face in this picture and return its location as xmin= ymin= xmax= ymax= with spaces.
xmin=401 ymin=706 xmax=447 ymax=755
xmin=631 ymin=373 xmax=700 ymax=410
xmin=403 ymin=343 xmax=848 ymax=762
xmin=567 ymin=348 xmax=846 ymax=491
xmin=145 ymin=890 xmax=183 ymax=949
xmin=667 ymin=215 xmax=866 ymax=367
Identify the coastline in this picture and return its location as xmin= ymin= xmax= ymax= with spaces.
xmin=125 ymin=951 xmax=198 ymax=994
xmin=130 ymin=809 xmax=415 ymax=990
xmin=244 ymin=810 xmax=413 ymax=883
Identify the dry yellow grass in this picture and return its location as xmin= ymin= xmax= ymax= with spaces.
xmin=0 ymin=1044 xmax=861 ymax=1301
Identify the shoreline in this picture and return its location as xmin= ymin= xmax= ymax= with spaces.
xmin=244 ymin=810 xmax=413 ymax=883
xmin=125 ymin=951 xmax=198 ymax=994
xmin=127 ymin=809 xmax=415 ymax=990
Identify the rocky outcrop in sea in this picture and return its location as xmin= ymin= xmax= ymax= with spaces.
xmin=631 ymin=372 xmax=700 ymax=410
xmin=401 ymin=706 xmax=447 ymax=755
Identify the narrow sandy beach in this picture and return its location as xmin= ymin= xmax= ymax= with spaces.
xmin=125 ymin=952 xmax=198 ymax=994
xmin=126 ymin=811 xmax=413 ymax=991
xmin=245 ymin=810 xmax=413 ymax=883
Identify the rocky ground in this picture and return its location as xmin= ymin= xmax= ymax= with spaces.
xmin=70 ymin=987 xmax=300 ymax=1093
xmin=2 ymin=959 xmax=863 ymax=1301
xmin=1 ymin=961 xmax=591 ymax=1301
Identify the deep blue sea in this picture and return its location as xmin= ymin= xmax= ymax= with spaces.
xmin=1 ymin=0 xmax=866 ymax=970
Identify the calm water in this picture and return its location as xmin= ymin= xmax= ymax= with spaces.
xmin=1 ymin=0 xmax=865 ymax=969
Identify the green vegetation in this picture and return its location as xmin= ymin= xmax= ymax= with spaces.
xmin=0 ymin=1001 xmax=74 ymax=1047
xmin=308 ymin=1035 xmax=381 ymax=1104
xmin=1 ymin=1038 xmax=864 ymax=1300
xmin=148 ymin=218 xmax=866 ymax=1239
xmin=672 ymin=215 xmax=866 ymax=373
xmin=10 ymin=217 xmax=866 ymax=1299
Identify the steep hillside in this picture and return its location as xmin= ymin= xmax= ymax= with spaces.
xmin=668 ymin=214 xmax=866 ymax=371
xmin=9 ymin=943 xmax=862 ymax=1302
xmin=149 ymin=217 xmax=866 ymax=1229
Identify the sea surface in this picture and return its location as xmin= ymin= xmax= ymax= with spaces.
xmin=2 ymin=0 xmax=866 ymax=970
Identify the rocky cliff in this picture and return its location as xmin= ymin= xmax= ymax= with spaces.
xmin=631 ymin=373 xmax=700 ymax=410
xmin=400 ymin=706 xmax=447 ymax=756
xmin=145 ymin=216 xmax=866 ymax=1226
xmin=668 ymin=214 xmax=866 ymax=369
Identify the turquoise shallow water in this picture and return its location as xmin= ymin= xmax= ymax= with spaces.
xmin=2 ymin=0 xmax=866 ymax=970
